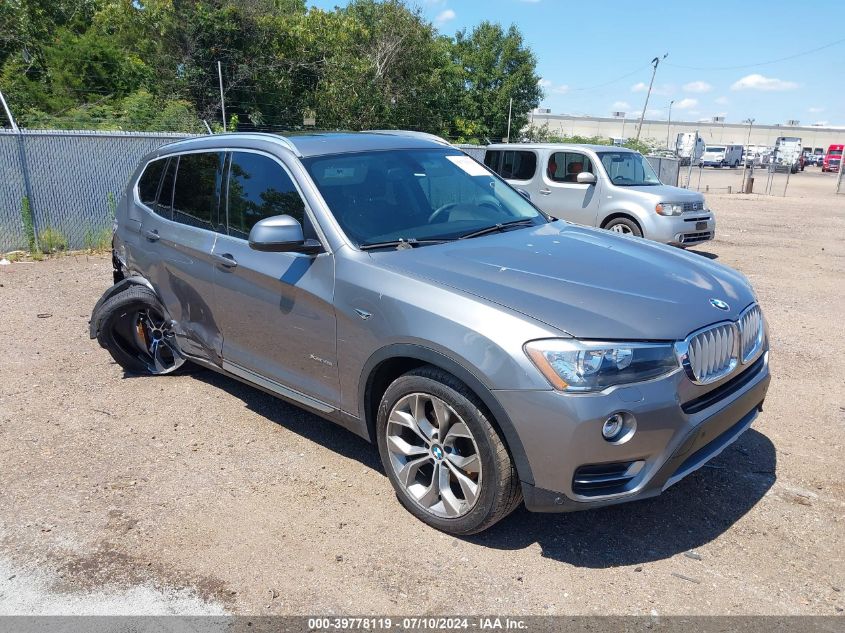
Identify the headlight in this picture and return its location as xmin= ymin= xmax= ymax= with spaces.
xmin=524 ymin=339 xmax=679 ymax=392
xmin=655 ymin=202 xmax=684 ymax=216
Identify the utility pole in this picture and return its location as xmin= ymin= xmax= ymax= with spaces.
xmin=506 ymin=97 xmax=513 ymax=143
xmin=635 ymin=53 xmax=667 ymax=143
xmin=741 ymin=118 xmax=755 ymax=193
xmin=217 ymin=61 xmax=227 ymax=133
xmin=666 ymin=100 xmax=675 ymax=149
xmin=1 ymin=85 xmax=39 ymax=251
xmin=0 ymin=86 xmax=19 ymax=132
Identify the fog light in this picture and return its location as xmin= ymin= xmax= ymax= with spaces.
xmin=602 ymin=414 xmax=625 ymax=440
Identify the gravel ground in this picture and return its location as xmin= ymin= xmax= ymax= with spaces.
xmin=1 ymin=169 xmax=843 ymax=616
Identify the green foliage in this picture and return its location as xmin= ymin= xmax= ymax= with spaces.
xmin=1 ymin=0 xmax=543 ymax=138
xmin=83 ymin=225 xmax=112 ymax=252
xmin=38 ymin=226 xmax=68 ymax=254
xmin=20 ymin=196 xmax=36 ymax=254
xmin=521 ymin=124 xmax=659 ymax=155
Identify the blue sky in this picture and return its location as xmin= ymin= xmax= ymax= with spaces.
xmin=309 ymin=0 xmax=845 ymax=127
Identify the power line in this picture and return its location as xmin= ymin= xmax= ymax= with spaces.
xmin=665 ymin=36 xmax=845 ymax=71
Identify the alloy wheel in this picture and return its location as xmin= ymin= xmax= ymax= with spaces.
xmin=115 ymin=307 xmax=185 ymax=374
xmin=385 ymin=393 xmax=482 ymax=518
xmin=609 ymin=223 xmax=632 ymax=234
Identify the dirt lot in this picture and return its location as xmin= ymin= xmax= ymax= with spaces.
xmin=1 ymin=169 xmax=844 ymax=616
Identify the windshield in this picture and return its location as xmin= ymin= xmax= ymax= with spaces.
xmin=705 ymin=147 xmax=726 ymax=153
xmin=830 ymin=149 xmax=843 ymax=156
xmin=302 ymin=149 xmax=546 ymax=247
xmin=597 ymin=151 xmax=661 ymax=186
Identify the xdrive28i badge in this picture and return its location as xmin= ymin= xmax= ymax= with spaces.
xmin=710 ymin=298 xmax=730 ymax=311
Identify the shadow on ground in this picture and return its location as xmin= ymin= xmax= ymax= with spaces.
xmin=688 ymin=249 xmax=719 ymax=260
xmin=191 ymin=368 xmax=776 ymax=569
xmin=193 ymin=369 xmax=382 ymax=471
xmin=468 ymin=428 xmax=775 ymax=567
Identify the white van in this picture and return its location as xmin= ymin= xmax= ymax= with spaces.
xmin=700 ymin=144 xmax=743 ymax=168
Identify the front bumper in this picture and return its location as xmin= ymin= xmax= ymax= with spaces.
xmin=645 ymin=213 xmax=715 ymax=246
xmin=494 ymin=349 xmax=770 ymax=513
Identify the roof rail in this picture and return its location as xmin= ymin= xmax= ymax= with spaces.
xmin=159 ymin=132 xmax=303 ymax=157
xmin=366 ymin=130 xmax=452 ymax=146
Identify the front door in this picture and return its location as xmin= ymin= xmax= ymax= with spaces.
xmin=539 ymin=150 xmax=601 ymax=227
xmin=210 ymin=150 xmax=339 ymax=410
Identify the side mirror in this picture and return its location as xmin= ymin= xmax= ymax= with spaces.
xmin=576 ymin=172 xmax=597 ymax=185
xmin=516 ymin=188 xmax=531 ymax=200
xmin=248 ymin=215 xmax=322 ymax=254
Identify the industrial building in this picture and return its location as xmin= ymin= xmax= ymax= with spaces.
xmin=527 ymin=111 xmax=845 ymax=151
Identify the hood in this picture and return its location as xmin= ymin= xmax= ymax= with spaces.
xmin=372 ymin=222 xmax=755 ymax=341
xmin=617 ymin=184 xmax=705 ymax=203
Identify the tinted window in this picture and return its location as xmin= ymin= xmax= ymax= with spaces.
xmin=547 ymin=152 xmax=594 ymax=183
xmin=172 ymin=152 xmax=223 ymax=231
xmin=156 ymin=158 xmax=176 ymax=220
xmin=225 ymin=152 xmax=306 ymax=240
xmin=483 ymin=150 xmax=501 ymax=170
xmin=500 ymin=151 xmax=536 ymax=180
xmin=138 ymin=159 xmax=165 ymax=207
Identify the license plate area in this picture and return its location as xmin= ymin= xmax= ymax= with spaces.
xmin=696 ymin=221 xmax=707 ymax=230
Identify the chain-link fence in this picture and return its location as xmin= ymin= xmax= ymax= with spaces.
xmin=0 ymin=129 xmax=194 ymax=252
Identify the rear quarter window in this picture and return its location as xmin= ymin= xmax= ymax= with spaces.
xmin=138 ymin=159 xmax=166 ymax=208
xmin=171 ymin=152 xmax=224 ymax=231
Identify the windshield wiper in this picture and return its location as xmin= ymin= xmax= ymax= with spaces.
xmin=458 ymin=218 xmax=535 ymax=240
xmin=359 ymin=238 xmax=450 ymax=251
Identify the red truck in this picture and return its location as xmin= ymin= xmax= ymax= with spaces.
xmin=822 ymin=144 xmax=843 ymax=172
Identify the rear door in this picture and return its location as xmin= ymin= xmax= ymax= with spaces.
xmin=134 ymin=151 xmax=224 ymax=362
xmin=210 ymin=150 xmax=339 ymax=409
xmin=539 ymin=150 xmax=601 ymax=226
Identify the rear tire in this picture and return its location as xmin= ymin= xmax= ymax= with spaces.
xmin=376 ymin=366 xmax=522 ymax=535
xmin=91 ymin=284 xmax=187 ymax=375
xmin=604 ymin=217 xmax=643 ymax=238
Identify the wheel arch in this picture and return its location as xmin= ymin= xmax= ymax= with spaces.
xmin=89 ymin=275 xmax=156 ymax=339
xmin=359 ymin=344 xmax=535 ymax=485
xmin=600 ymin=211 xmax=643 ymax=233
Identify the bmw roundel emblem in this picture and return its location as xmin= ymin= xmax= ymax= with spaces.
xmin=710 ymin=298 xmax=730 ymax=311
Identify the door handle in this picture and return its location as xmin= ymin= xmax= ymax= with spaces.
xmin=142 ymin=229 xmax=160 ymax=241
xmin=539 ymin=188 xmax=552 ymax=195
xmin=212 ymin=252 xmax=238 ymax=268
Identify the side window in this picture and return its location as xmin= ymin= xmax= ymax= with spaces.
xmin=171 ymin=152 xmax=223 ymax=231
xmin=156 ymin=158 xmax=176 ymax=220
xmin=483 ymin=151 xmax=501 ymax=172
xmin=226 ymin=152 xmax=306 ymax=240
xmin=138 ymin=159 xmax=166 ymax=208
xmin=547 ymin=152 xmax=594 ymax=183
xmin=500 ymin=151 xmax=537 ymax=180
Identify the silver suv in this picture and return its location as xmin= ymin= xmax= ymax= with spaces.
xmin=90 ymin=131 xmax=770 ymax=535
xmin=484 ymin=143 xmax=715 ymax=246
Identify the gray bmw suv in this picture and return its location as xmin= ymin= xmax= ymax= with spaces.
xmin=90 ymin=131 xmax=771 ymax=535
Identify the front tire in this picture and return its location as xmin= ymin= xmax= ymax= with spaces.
xmin=376 ymin=367 xmax=521 ymax=535
xmin=604 ymin=217 xmax=643 ymax=237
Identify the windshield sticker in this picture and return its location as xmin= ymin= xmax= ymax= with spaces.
xmin=446 ymin=155 xmax=490 ymax=177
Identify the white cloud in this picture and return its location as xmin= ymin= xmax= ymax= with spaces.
xmin=537 ymin=79 xmax=552 ymax=89
xmin=731 ymin=74 xmax=798 ymax=91
xmin=714 ymin=96 xmax=729 ymax=105
xmin=683 ymin=81 xmax=712 ymax=93
xmin=808 ymin=106 xmax=824 ymax=113
xmin=646 ymin=109 xmax=664 ymax=118
xmin=631 ymin=82 xmax=673 ymax=96
xmin=612 ymin=100 xmax=631 ymax=110
xmin=674 ymin=98 xmax=698 ymax=110
xmin=434 ymin=8 xmax=455 ymax=25
xmin=552 ymin=84 xmax=569 ymax=94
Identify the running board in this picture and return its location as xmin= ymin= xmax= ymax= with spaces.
xmin=222 ymin=361 xmax=335 ymax=414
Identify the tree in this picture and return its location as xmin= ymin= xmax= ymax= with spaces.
xmin=451 ymin=22 xmax=542 ymax=143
